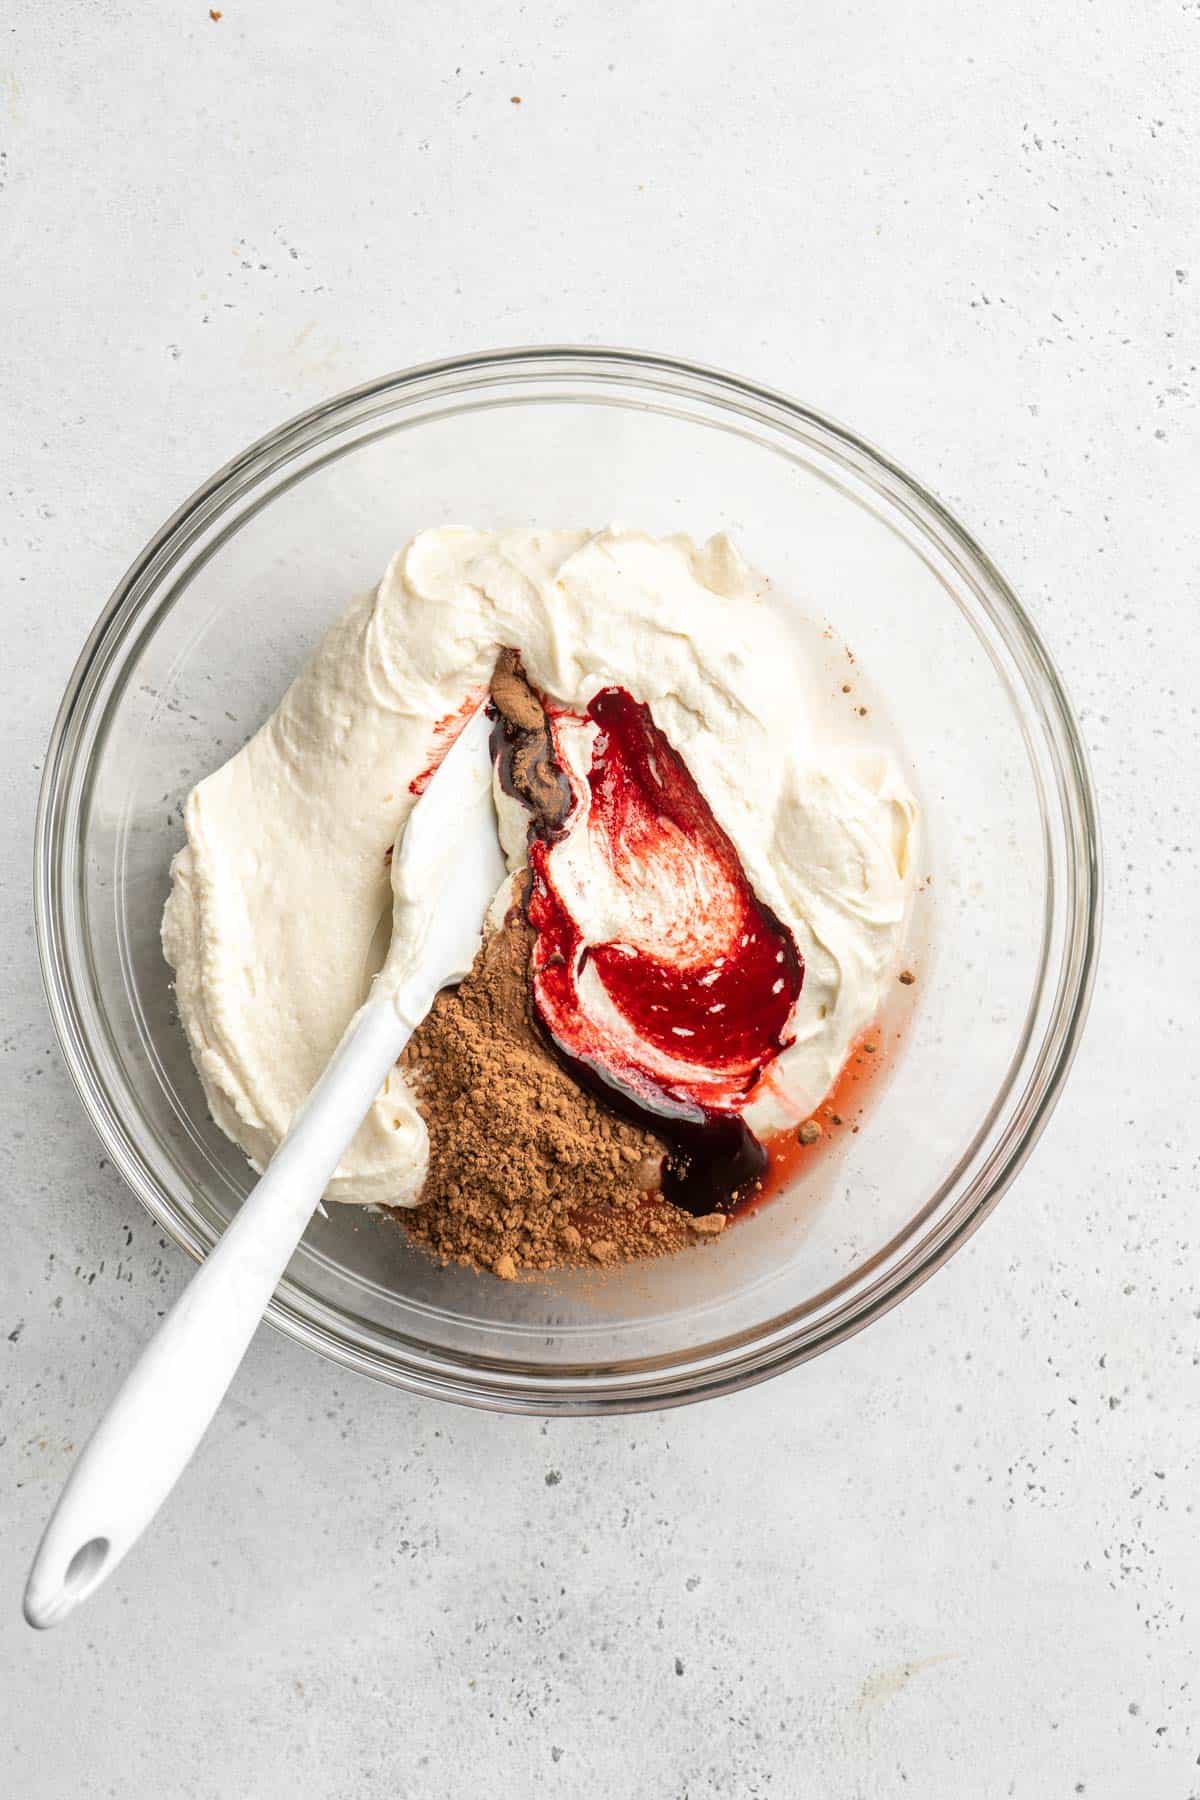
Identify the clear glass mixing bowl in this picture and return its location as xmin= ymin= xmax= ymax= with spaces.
xmin=34 ymin=348 xmax=1100 ymax=1413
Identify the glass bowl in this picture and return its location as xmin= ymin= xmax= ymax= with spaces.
xmin=34 ymin=347 xmax=1100 ymax=1414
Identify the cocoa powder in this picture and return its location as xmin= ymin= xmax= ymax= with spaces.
xmin=488 ymin=648 xmax=544 ymax=733
xmin=489 ymin=647 xmax=574 ymax=835
xmin=388 ymin=886 xmax=699 ymax=1276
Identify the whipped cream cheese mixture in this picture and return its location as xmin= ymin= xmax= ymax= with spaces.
xmin=163 ymin=528 xmax=917 ymax=1204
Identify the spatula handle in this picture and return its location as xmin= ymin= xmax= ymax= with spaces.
xmin=24 ymin=998 xmax=414 ymax=1629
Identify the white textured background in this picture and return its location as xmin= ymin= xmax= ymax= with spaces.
xmin=3 ymin=3 xmax=1198 ymax=1795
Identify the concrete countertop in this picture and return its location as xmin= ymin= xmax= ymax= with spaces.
xmin=2 ymin=2 xmax=1196 ymax=1794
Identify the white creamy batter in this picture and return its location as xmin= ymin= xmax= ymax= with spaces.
xmin=163 ymin=527 xmax=917 ymax=1203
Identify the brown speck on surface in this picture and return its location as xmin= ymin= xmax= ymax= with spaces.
xmin=511 ymin=94 xmax=522 ymax=104
xmin=842 ymin=683 xmax=852 ymax=694
xmin=857 ymin=705 xmax=869 ymax=716
xmin=863 ymin=1040 xmax=878 ymax=1054
xmin=690 ymin=1213 xmax=726 ymax=1236
xmin=209 ymin=7 xmax=222 ymax=17
xmin=899 ymin=968 xmax=916 ymax=985
xmin=797 ymin=1119 xmax=822 ymax=1145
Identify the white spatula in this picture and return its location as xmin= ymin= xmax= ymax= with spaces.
xmin=25 ymin=704 xmax=505 ymax=1629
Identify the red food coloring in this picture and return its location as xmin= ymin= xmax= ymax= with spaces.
xmin=519 ymin=686 xmax=804 ymax=1212
xmin=731 ymin=1026 xmax=894 ymax=1222
xmin=408 ymin=689 xmax=486 ymax=796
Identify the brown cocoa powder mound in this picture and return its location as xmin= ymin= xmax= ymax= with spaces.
xmin=489 ymin=647 xmax=544 ymax=732
xmin=489 ymin=647 xmax=573 ymax=833
xmin=387 ymin=886 xmax=699 ymax=1276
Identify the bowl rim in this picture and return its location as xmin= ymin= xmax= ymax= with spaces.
xmin=34 ymin=344 xmax=1102 ymax=1414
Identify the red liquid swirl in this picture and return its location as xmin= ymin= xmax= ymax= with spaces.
xmin=520 ymin=687 xmax=804 ymax=1211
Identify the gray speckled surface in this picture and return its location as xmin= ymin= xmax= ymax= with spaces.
xmin=2 ymin=2 xmax=1197 ymax=1794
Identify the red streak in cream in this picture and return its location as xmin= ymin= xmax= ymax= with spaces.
xmin=526 ymin=688 xmax=803 ymax=1124
xmin=408 ymin=689 xmax=486 ymax=796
